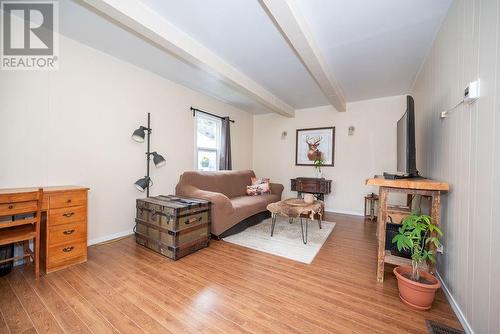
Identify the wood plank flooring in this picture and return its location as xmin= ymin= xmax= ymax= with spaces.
xmin=0 ymin=213 xmax=462 ymax=333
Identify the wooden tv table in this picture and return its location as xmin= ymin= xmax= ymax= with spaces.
xmin=366 ymin=177 xmax=449 ymax=282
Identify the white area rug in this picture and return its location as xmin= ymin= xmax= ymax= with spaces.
xmin=222 ymin=216 xmax=335 ymax=264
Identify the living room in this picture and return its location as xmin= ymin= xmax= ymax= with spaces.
xmin=0 ymin=1 xmax=497 ymax=333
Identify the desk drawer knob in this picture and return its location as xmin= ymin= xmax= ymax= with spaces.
xmin=62 ymin=212 xmax=74 ymax=218
xmin=67 ymin=199 xmax=72 ymax=203
xmin=63 ymin=229 xmax=75 ymax=235
xmin=8 ymin=205 xmax=13 ymax=209
xmin=62 ymin=246 xmax=74 ymax=253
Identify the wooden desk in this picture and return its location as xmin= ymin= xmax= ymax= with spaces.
xmin=0 ymin=186 xmax=89 ymax=274
xmin=366 ymin=177 xmax=448 ymax=282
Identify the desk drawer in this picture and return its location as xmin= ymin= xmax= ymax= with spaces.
xmin=0 ymin=201 xmax=38 ymax=216
xmin=49 ymin=206 xmax=86 ymax=226
xmin=49 ymin=191 xmax=87 ymax=209
xmin=297 ymin=182 xmax=320 ymax=193
xmin=48 ymin=240 xmax=87 ymax=266
xmin=49 ymin=221 xmax=86 ymax=245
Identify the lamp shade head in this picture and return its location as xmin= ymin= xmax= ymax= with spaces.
xmin=152 ymin=152 xmax=166 ymax=168
xmin=132 ymin=126 xmax=146 ymax=142
xmin=134 ymin=176 xmax=151 ymax=192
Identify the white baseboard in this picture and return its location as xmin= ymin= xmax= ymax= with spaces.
xmin=436 ymin=271 xmax=474 ymax=334
xmin=87 ymin=228 xmax=134 ymax=246
xmin=324 ymin=208 xmax=364 ymax=217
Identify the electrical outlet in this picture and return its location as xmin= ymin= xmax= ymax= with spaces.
xmin=437 ymin=244 xmax=444 ymax=254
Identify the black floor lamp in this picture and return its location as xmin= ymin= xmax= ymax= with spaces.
xmin=132 ymin=113 xmax=166 ymax=197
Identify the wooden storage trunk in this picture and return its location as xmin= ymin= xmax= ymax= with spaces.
xmin=135 ymin=195 xmax=210 ymax=260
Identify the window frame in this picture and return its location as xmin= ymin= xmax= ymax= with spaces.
xmin=194 ymin=112 xmax=222 ymax=171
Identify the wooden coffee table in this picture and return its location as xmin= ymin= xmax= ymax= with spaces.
xmin=266 ymin=198 xmax=324 ymax=244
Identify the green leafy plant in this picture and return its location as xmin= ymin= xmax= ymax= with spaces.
xmin=313 ymin=159 xmax=324 ymax=170
xmin=391 ymin=211 xmax=443 ymax=281
xmin=201 ymin=156 xmax=210 ymax=168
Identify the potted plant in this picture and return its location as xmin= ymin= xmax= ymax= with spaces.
xmin=313 ymin=159 xmax=324 ymax=178
xmin=391 ymin=211 xmax=443 ymax=310
xmin=201 ymin=156 xmax=210 ymax=168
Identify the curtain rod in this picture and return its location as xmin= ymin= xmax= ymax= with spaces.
xmin=190 ymin=107 xmax=235 ymax=123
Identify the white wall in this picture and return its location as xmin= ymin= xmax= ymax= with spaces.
xmin=253 ymin=95 xmax=406 ymax=215
xmin=0 ymin=34 xmax=253 ymax=244
xmin=412 ymin=0 xmax=500 ymax=333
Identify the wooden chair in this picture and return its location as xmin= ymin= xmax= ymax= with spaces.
xmin=0 ymin=188 xmax=43 ymax=279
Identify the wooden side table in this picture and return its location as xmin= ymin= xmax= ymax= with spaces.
xmin=290 ymin=177 xmax=332 ymax=201
xmin=364 ymin=193 xmax=378 ymax=222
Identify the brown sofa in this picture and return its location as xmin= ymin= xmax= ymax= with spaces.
xmin=175 ymin=170 xmax=283 ymax=237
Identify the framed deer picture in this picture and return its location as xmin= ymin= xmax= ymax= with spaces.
xmin=295 ymin=127 xmax=335 ymax=166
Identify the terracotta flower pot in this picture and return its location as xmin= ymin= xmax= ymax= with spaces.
xmin=393 ymin=266 xmax=441 ymax=311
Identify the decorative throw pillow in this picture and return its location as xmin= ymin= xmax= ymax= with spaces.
xmin=246 ymin=177 xmax=271 ymax=196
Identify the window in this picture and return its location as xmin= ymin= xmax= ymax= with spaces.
xmin=195 ymin=112 xmax=222 ymax=171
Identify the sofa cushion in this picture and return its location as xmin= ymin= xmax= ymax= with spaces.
xmin=246 ymin=177 xmax=271 ymax=196
xmin=231 ymin=194 xmax=280 ymax=221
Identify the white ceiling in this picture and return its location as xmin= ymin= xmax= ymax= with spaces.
xmin=60 ymin=1 xmax=270 ymax=114
xmin=138 ymin=0 xmax=328 ymax=109
xmin=295 ymin=0 xmax=452 ymax=101
xmin=62 ymin=0 xmax=451 ymax=113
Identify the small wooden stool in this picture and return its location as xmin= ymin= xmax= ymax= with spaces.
xmin=364 ymin=193 xmax=378 ymax=222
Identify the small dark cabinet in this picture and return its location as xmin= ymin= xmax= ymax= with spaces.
xmin=290 ymin=177 xmax=332 ymax=201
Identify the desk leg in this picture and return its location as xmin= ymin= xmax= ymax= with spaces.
xmin=377 ymin=188 xmax=388 ymax=282
xmin=429 ymin=192 xmax=441 ymax=274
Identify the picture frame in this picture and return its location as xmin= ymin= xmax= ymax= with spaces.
xmin=295 ymin=127 xmax=335 ymax=166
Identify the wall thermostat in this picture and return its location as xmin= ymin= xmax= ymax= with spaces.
xmin=464 ymin=80 xmax=480 ymax=104
xmin=440 ymin=79 xmax=480 ymax=119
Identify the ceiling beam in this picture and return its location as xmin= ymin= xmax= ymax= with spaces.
xmin=82 ymin=0 xmax=295 ymax=117
xmin=261 ymin=0 xmax=346 ymax=112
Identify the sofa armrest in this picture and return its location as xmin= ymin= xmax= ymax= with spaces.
xmin=176 ymin=185 xmax=234 ymax=215
xmin=270 ymin=183 xmax=284 ymax=197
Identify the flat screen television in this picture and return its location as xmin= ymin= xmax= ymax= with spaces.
xmin=385 ymin=95 xmax=420 ymax=179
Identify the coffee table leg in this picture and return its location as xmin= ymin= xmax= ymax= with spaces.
xmin=271 ymin=214 xmax=277 ymax=237
xmin=300 ymin=218 xmax=308 ymax=244
xmin=305 ymin=218 xmax=308 ymax=243
xmin=289 ymin=217 xmax=293 ymax=224
xmin=317 ymin=218 xmax=322 ymax=229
